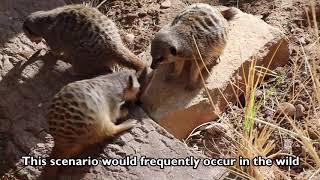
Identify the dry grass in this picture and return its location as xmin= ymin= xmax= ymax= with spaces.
xmin=86 ymin=0 xmax=320 ymax=179
xmin=188 ymin=1 xmax=320 ymax=179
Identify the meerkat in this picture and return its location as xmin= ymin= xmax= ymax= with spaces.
xmin=150 ymin=3 xmax=238 ymax=90
xmin=42 ymin=70 xmax=141 ymax=179
xmin=23 ymin=4 xmax=146 ymax=76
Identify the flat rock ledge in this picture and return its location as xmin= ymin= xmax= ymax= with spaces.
xmin=0 ymin=0 xmax=228 ymax=179
xmin=14 ymin=108 xmax=229 ymax=180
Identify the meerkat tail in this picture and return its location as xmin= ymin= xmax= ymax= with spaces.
xmin=116 ymin=46 xmax=146 ymax=71
xmin=220 ymin=7 xmax=239 ymax=21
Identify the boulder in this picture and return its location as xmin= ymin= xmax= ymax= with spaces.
xmin=0 ymin=0 xmax=228 ymax=179
xmin=14 ymin=108 xmax=229 ymax=180
xmin=140 ymin=8 xmax=290 ymax=139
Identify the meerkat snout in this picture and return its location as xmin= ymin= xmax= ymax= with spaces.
xmin=23 ymin=19 xmax=42 ymax=43
xmin=150 ymin=33 xmax=179 ymax=69
xmin=23 ymin=11 xmax=49 ymax=44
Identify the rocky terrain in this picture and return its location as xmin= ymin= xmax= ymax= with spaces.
xmin=0 ymin=0 xmax=319 ymax=179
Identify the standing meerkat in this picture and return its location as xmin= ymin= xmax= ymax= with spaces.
xmin=23 ymin=4 xmax=146 ymax=76
xmin=42 ymin=70 xmax=141 ymax=179
xmin=150 ymin=3 xmax=238 ymax=90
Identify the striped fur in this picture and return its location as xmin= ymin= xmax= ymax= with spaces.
xmin=43 ymin=71 xmax=139 ymax=179
xmin=23 ymin=4 xmax=146 ymax=76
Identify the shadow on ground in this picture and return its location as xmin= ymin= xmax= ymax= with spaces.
xmin=0 ymin=49 xmax=80 ymax=176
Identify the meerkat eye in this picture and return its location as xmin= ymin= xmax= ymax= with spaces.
xmin=157 ymin=56 xmax=164 ymax=62
xmin=169 ymin=46 xmax=177 ymax=56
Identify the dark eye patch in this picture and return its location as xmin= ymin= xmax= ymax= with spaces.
xmin=169 ymin=47 xmax=177 ymax=56
xmin=151 ymin=56 xmax=164 ymax=69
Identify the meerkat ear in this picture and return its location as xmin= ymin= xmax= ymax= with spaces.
xmin=169 ymin=46 xmax=177 ymax=56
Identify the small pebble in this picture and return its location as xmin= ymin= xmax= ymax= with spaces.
xmin=283 ymin=138 xmax=293 ymax=152
xmin=276 ymin=102 xmax=296 ymax=117
xmin=124 ymin=33 xmax=135 ymax=44
xmin=298 ymin=37 xmax=307 ymax=45
xmin=160 ymin=0 xmax=171 ymax=9
xmin=138 ymin=10 xmax=147 ymax=17
xmin=295 ymin=104 xmax=305 ymax=119
xmin=264 ymin=109 xmax=274 ymax=118
xmin=255 ymin=90 xmax=263 ymax=99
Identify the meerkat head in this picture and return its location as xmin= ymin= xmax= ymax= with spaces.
xmin=23 ymin=11 xmax=51 ymax=44
xmin=123 ymin=72 xmax=140 ymax=102
xmin=150 ymin=31 xmax=180 ymax=69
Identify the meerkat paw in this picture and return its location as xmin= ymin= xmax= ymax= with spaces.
xmin=114 ymin=119 xmax=137 ymax=133
xmin=124 ymin=119 xmax=137 ymax=127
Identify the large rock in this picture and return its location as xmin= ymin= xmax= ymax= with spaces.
xmin=140 ymin=8 xmax=290 ymax=139
xmin=13 ymin=108 xmax=228 ymax=179
xmin=0 ymin=0 xmax=228 ymax=179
